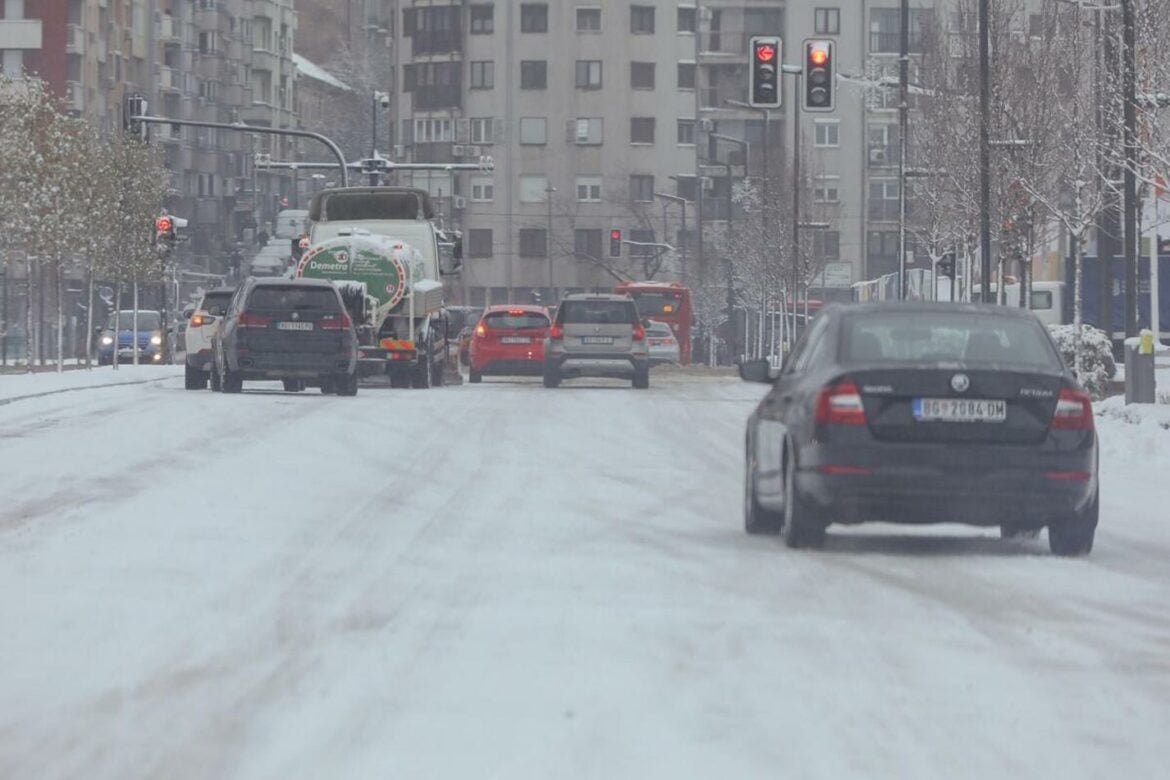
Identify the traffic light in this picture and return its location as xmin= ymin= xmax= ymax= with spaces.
xmin=124 ymin=94 xmax=148 ymax=139
xmin=609 ymin=229 xmax=622 ymax=257
xmin=155 ymin=215 xmax=176 ymax=252
xmin=803 ymin=40 xmax=835 ymax=112
xmin=748 ymin=36 xmax=782 ymax=109
xmin=937 ymin=252 xmax=956 ymax=278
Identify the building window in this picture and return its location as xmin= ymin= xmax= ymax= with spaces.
xmin=815 ymin=8 xmax=840 ymax=35
xmin=677 ymin=7 xmax=696 ymax=33
xmin=574 ymin=229 xmax=603 ymax=260
xmin=868 ymin=180 xmax=901 ymax=220
xmin=467 ymin=228 xmax=493 ymax=257
xmin=675 ymin=175 xmax=697 ymax=202
xmin=630 ymin=62 xmax=655 ymax=90
xmin=521 ymin=60 xmax=547 ymax=89
xmin=470 ymin=61 xmax=494 ymax=89
xmin=631 ymin=5 xmax=655 ymax=34
xmin=519 ymin=228 xmax=548 ymax=257
xmin=575 ymin=60 xmax=603 ymax=89
xmin=576 ymin=7 xmax=601 ymax=32
xmin=629 ymin=174 xmax=655 ymax=202
xmin=813 ymin=176 xmax=841 ymax=203
xmin=198 ymin=31 xmax=217 ymax=53
xmin=470 ymin=176 xmax=494 ymax=202
xmin=413 ymin=118 xmax=455 ymax=143
xmin=677 ymin=62 xmax=696 ymax=89
xmin=630 ymin=117 xmax=656 ymax=145
xmin=677 ymin=119 xmax=696 ymax=145
xmin=520 ymin=4 xmax=548 ymax=33
xmin=814 ymin=120 xmax=840 ymax=148
xmin=576 ymin=176 xmax=602 ymax=202
xmin=470 ymin=117 xmax=495 ymax=144
xmin=870 ymin=8 xmax=930 ymax=53
xmin=812 ymin=230 xmax=841 ymax=260
xmin=569 ymin=117 xmax=604 ymax=145
xmin=470 ymin=4 xmax=494 ymax=34
xmin=519 ymin=117 xmax=547 ymax=145
xmin=519 ymin=175 xmax=549 ymax=202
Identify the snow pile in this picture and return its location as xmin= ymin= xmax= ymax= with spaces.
xmin=1097 ymin=394 xmax=1170 ymax=432
xmin=1048 ymin=323 xmax=1116 ymax=399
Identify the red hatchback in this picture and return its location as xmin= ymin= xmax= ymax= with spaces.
xmin=469 ymin=305 xmax=552 ymax=383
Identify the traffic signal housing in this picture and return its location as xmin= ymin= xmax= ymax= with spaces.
xmin=748 ymin=36 xmax=782 ymax=109
xmin=155 ymin=215 xmax=176 ymax=252
xmin=803 ymin=40 xmax=835 ymax=112
xmin=609 ymin=229 xmax=622 ymax=257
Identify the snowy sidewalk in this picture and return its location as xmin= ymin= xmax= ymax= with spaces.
xmin=0 ymin=365 xmax=182 ymax=405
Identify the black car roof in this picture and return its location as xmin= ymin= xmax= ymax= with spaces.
xmin=837 ymin=301 xmax=1041 ymax=321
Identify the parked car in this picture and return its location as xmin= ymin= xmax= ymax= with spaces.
xmin=468 ymin=305 xmax=551 ymax=383
xmin=445 ymin=306 xmax=483 ymax=366
xmin=739 ymin=302 xmax=1099 ymax=555
xmin=543 ymin=294 xmax=650 ymax=389
xmin=212 ymin=278 xmax=359 ymax=395
xmin=644 ymin=319 xmax=680 ymax=366
xmin=183 ymin=287 xmax=236 ymax=390
xmin=97 ymin=310 xmax=165 ymax=365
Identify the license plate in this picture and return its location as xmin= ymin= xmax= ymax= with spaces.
xmin=913 ymin=398 xmax=1007 ymax=423
xmin=501 ymin=336 xmax=531 ymax=344
xmin=277 ymin=321 xmax=313 ymax=331
xmin=581 ymin=336 xmax=614 ymax=345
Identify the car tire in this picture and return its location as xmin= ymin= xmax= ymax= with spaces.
xmin=222 ymin=368 xmax=243 ymax=394
xmin=744 ymin=445 xmax=783 ymax=535
xmin=469 ymin=369 xmax=482 ymax=384
xmin=336 ymin=373 xmax=359 ymax=396
xmin=432 ymin=359 xmax=446 ymax=387
xmin=210 ymin=360 xmax=222 ymax=392
xmin=1048 ymin=489 xmax=1098 ymax=557
xmin=542 ymin=366 xmax=561 ymax=388
xmin=411 ymin=356 xmax=432 ymax=389
xmin=319 ymin=377 xmax=336 ymax=394
xmin=184 ymin=362 xmax=207 ymax=390
xmin=632 ymin=367 xmax=650 ymax=390
xmin=783 ymin=447 xmax=827 ymax=549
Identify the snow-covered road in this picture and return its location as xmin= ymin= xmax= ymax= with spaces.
xmin=1 ymin=372 xmax=1168 ymax=779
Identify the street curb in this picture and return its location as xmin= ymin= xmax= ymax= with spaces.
xmin=0 ymin=376 xmax=175 ymax=408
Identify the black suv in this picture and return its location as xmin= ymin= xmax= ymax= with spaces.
xmin=213 ymin=277 xmax=359 ymax=395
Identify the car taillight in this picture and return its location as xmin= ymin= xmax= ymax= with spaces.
xmin=632 ymin=324 xmax=645 ymax=341
xmin=237 ymin=312 xmax=270 ymax=328
xmin=550 ymin=324 xmax=564 ymax=340
xmin=1052 ymin=388 xmax=1094 ymax=430
xmin=320 ymin=314 xmax=353 ymax=330
xmin=815 ymin=383 xmax=867 ymax=426
xmin=475 ymin=323 xmax=486 ymax=337
xmin=190 ymin=313 xmax=207 ymax=327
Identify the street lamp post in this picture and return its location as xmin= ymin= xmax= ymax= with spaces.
xmin=978 ymin=0 xmax=993 ymax=301
xmin=898 ymin=0 xmax=911 ymax=300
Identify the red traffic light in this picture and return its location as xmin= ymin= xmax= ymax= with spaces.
xmin=755 ymin=44 xmax=776 ymax=63
xmin=610 ymin=229 xmax=622 ymax=240
xmin=155 ymin=217 xmax=172 ymax=233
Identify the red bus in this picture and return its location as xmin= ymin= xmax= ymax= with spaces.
xmin=614 ymin=281 xmax=693 ymax=364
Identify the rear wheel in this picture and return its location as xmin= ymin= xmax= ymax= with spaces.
xmin=542 ymin=365 xmax=561 ymax=388
xmin=469 ymin=368 xmax=482 ymax=384
xmin=411 ymin=356 xmax=432 ymax=389
xmin=632 ymin=366 xmax=650 ymax=390
xmin=222 ymin=368 xmax=243 ymax=394
xmin=336 ymin=373 xmax=359 ymax=396
xmin=744 ymin=446 xmax=783 ymax=535
xmin=1048 ymin=490 xmax=1098 ymax=557
xmin=184 ymin=362 xmax=207 ymax=390
xmin=783 ymin=449 xmax=826 ymax=549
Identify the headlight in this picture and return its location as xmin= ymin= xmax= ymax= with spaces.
xmin=101 ymin=335 xmax=113 ymax=346
xmin=150 ymin=334 xmax=162 ymax=345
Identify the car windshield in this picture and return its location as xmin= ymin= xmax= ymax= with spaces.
xmin=247 ymin=287 xmax=340 ymax=312
xmin=560 ymin=300 xmax=637 ymax=325
xmin=483 ymin=311 xmax=549 ymax=330
xmin=107 ymin=312 xmax=160 ymax=331
xmin=844 ymin=311 xmax=1063 ymax=369
xmin=200 ymin=293 xmax=234 ymax=316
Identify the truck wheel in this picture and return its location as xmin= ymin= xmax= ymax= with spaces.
xmin=469 ymin=369 xmax=482 ymax=384
xmin=319 ymin=377 xmax=335 ymax=394
xmin=336 ymin=373 xmax=359 ymax=396
xmin=542 ymin=366 xmax=561 ymax=388
xmin=411 ymin=357 xmax=432 ymax=389
xmin=185 ymin=362 xmax=207 ymax=390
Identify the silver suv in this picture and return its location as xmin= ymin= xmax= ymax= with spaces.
xmin=543 ymin=294 xmax=650 ymax=389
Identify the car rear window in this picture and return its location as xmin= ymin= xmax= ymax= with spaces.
xmin=247 ymin=286 xmax=341 ymax=313
xmin=645 ymin=321 xmax=672 ymax=336
xmin=483 ymin=311 xmax=549 ymax=330
xmin=559 ymin=300 xmax=638 ymax=325
xmin=844 ymin=311 xmax=1062 ymax=369
xmin=200 ymin=293 xmax=234 ymax=316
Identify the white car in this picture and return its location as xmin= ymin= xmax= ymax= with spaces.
xmin=248 ymin=254 xmax=287 ymax=277
xmin=184 ymin=287 xmax=236 ymax=390
xmin=645 ymin=319 xmax=680 ymax=366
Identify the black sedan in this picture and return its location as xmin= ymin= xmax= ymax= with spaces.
xmin=740 ymin=302 xmax=1099 ymax=555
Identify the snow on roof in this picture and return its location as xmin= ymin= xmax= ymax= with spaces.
xmin=293 ymin=54 xmax=352 ymax=92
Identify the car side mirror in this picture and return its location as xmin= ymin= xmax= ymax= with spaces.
xmin=738 ymin=358 xmax=775 ymax=384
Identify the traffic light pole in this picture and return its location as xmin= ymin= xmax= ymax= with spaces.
xmin=978 ymin=0 xmax=992 ymax=302
xmin=130 ymin=116 xmax=350 ymax=187
xmin=791 ymin=72 xmax=802 ymax=347
xmin=898 ymin=0 xmax=910 ymax=300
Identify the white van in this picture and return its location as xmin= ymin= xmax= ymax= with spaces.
xmin=971 ymin=281 xmax=1065 ymax=326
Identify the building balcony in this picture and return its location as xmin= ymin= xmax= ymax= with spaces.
xmin=413 ymin=84 xmax=462 ymax=111
xmin=159 ymin=15 xmax=181 ymax=44
xmin=66 ymin=24 xmax=84 ymax=54
xmin=699 ymin=32 xmax=751 ymax=58
xmin=159 ymin=66 xmax=183 ymax=92
xmin=868 ymin=201 xmax=909 ymax=222
xmin=251 ymin=48 xmax=280 ymax=73
xmin=411 ymin=32 xmax=463 ymax=58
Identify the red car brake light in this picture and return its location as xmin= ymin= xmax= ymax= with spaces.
xmin=320 ymin=313 xmax=353 ymax=330
xmin=190 ymin=313 xmax=208 ymax=327
xmin=815 ymin=383 xmax=867 ymax=426
xmin=549 ymin=324 xmax=564 ymax=340
xmin=632 ymin=323 xmax=646 ymax=342
xmin=237 ymin=312 xmax=271 ymax=328
xmin=1051 ymin=388 xmax=1094 ymax=430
